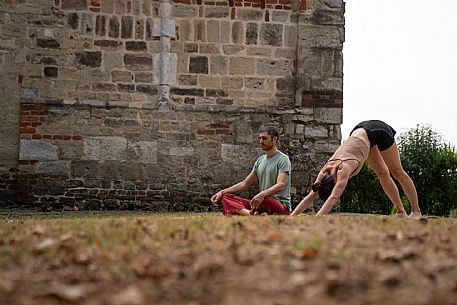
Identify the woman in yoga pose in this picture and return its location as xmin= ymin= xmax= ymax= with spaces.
xmin=291 ymin=120 xmax=422 ymax=218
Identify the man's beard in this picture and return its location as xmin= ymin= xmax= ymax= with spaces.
xmin=261 ymin=143 xmax=274 ymax=151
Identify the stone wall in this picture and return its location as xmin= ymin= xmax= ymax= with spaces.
xmin=0 ymin=0 xmax=344 ymax=211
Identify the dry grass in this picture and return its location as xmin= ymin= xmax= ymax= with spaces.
xmin=1 ymin=212 xmax=457 ymax=305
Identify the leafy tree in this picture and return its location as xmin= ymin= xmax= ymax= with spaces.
xmin=398 ymin=125 xmax=457 ymax=216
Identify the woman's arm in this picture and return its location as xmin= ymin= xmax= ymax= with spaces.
xmin=290 ymin=190 xmax=318 ymax=216
xmin=316 ymin=168 xmax=350 ymax=215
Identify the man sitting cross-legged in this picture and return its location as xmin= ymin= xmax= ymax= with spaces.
xmin=211 ymin=126 xmax=291 ymax=216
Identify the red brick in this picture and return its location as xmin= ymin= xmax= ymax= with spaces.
xmin=63 ymin=135 xmax=72 ymax=140
xmin=43 ymin=135 xmax=52 ymax=140
xmin=299 ymin=0 xmax=306 ymax=11
xmin=229 ymin=0 xmax=234 ymax=6
xmin=278 ymin=0 xmax=290 ymax=4
xmin=17 ymin=75 xmax=24 ymax=84
xmin=53 ymin=135 xmax=63 ymax=140
xmin=20 ymin=122 xmax=31 ymax=127
xmin=209 ymin=123 xmax=230 ymax=129
xmin=32 ymin=134 xmax=42 ymax=139
xmin=20 ymin=128 xmax=35 ymax=134
xmin=72 ymin=135 xmax=83 ymax=140
xmin=216 ymin=129 xmax=229 ymax=135
xmin=231 ymin=7 xmax=236 ymax=19
xmin=197 ymin=129 xmax=216 ymax=135
xmin=31 ymin=122 xmax=41 ymax=127
xmin=21 ymin=116 xmax=41 ymax=122
xmin=89 ymin=6 xmax=100 ymax=12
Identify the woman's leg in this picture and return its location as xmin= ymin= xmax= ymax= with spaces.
xmin=379 ymin=143 xmax=421 ymax=217
xmin=366 ymin=147 xmax=407 ymax=217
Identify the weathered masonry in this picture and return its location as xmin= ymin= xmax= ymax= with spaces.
xmin=0 ymin=0 xmax=344 ymax=211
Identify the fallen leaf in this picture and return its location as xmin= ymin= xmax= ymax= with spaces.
xmin=33 ymin=238 xmax=56 ymax=253
xmin=112 ymin=285 xmax=144 ymax=305
xmin=302 ymin=247 xmax=319 ymax=259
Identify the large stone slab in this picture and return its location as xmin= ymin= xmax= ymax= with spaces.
xmin=20 ymin=140 xmax=58 ymax=161
xmin=84 ymin=137 xmax=127 ymax=161
xmin=128 ymin=141 xmax=157 ymax=163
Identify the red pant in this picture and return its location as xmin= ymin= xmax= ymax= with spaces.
xmin=221 ymin=193 xmax=290 ymax=216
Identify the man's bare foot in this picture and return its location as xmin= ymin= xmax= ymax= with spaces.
xmin=408 ymin=211 xmax=422 ymax=218
xmin=395 ymin=211 xmax=407 ymax=218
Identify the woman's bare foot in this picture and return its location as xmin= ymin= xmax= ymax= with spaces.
xmin=408 ymin=211 xmax=422 ymax=218
xmin=395 ymin=211 xmax=407 ymax=218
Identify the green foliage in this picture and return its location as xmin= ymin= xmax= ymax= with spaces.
xmin=398 ymin=125 xmax=457 ymax=216
xmin=340 ymin=124 xmax=457 ymax=216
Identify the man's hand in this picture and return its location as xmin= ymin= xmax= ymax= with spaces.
xmin=211 ymin=191 xmax=223 ymax=205
xmin=249 ymin=192 xmax=265 ymax=209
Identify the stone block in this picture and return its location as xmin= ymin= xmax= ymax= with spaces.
xmin=205 ymin=7 xmax=230 ymax=18
xmin=220 ymin=21 xmax=230 ymax=44
xmin=128 ymin=141 xmax=157 ymax=163
xmin=260 ymin=23 xmax=283 ymax=46
xmin=96 ymin=15 xmax=107 ymax=36
xmin=246 ymin=23 xmax=258 ymax=45
xmin=305 ymin=126 xmax=328 ymax=138
xmin=272 ymin=10 xmax=290 ymax=23
xmin=152 ymin=53 xmax=177 ymax=85
xmin=109 ymin=16 xmax=120 ymax=38
xmin=194 ymin=20 xmax=206 ymax=42
xmin=20 ymin=140 xmax=58 ymax=161
xmin=179 ymin=20 xmax=192 ymax=41
xmin=62 ymin=0 xmax=87 ymax=10
xmin=221 ymin=77 xmax=243 ymax=89
xmin=284 ymin=25 xmax=297 ymax=47
xmin=245 ymin=77 xmax=266 ymax=90
xmin=112 ymin=70 xmax=133 ymax=82
xmin=179 ymin=74 xmax=198 ymax=86
xmin=104 ymin=52 xmax=123 ymax=69
xmin=199 ymin=75 xmax=221 ymax=88
xmin=210 ymin=55 xmax=228 ymax=75
xmin=36 ymin=161 xmax=68 ymax=175
xmin=229 ymin=57 xmax=255 ymax=75
xmin=238 ymin=8 xmax=264 ymax=21
xmin=126 ymin=41 xmax=147 ymax=51
xmin=207 ymin=20 xmax=220 ymax=43
xmin=174 ymin=4 xmax=198 ymax=17
xmin=199 ymin=44 xmax=220 ymax=54
xmin=135 ymin=72 xmax=153 ymax=83
xmin=101 ymin=0 xmax=114 ymax=13
xmin=67 ymin=13 xmax=79 ymax=30
xmin=314 ymin=107 xmax=342 ymax=124
xmin=257 ymin=59 xmax=293 ymax=76
xmin=135 ymin=18 xmax=144 ymax=39
xmin=231 ymin=22 xmax=244 ymax=45
xmin=298 ymin=25 xmax=343 ymax=49
xmin=153 ymin=18 xmax=176 ymax=38
xmin=124 ymin=54 xmax=153 ymax=70
xmin=222 ymin=45 xmax=244 ymax=55
xmin=84 ymin=137 xmax=127 ymax=161
xmin=189 ymin=56 xmax=208 ymax=74
xmin=121 ymin=16 xmax=133 ymax=38
xmin=76 ymin=51 xmax=102 ymax=68
xmin=246 ymin=47 xmax=272 ymax=57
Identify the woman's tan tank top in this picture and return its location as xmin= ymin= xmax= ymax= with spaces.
xmin=328 ymin=136 xmax=370 ymax=178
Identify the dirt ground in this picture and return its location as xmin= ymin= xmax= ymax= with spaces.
xmin=0 ymin=212 xmax=456 ymax=305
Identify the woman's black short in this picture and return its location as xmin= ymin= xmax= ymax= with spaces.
xmin=350 ymin=120 xmax=396 ymax=151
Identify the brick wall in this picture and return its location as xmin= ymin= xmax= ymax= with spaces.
xmin=0 ymin=0 xmax=345 ymax=211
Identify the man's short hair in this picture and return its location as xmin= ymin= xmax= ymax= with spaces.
xmin=259 ymin=126 xmax=279 ymax=140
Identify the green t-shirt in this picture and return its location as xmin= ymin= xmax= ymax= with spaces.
xmin=251 ymin=150 xmax=291 ymax=211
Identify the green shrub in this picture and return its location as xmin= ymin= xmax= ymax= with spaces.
xmin=398 ymin=125 xmax=457 ymax=216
